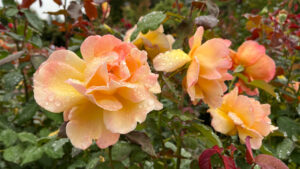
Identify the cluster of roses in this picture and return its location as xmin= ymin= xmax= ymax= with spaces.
xmin=33 ymin=25 xmax=276 ymax=150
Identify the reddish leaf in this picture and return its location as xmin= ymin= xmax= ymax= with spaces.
xmin=198 ymin=147 xmax=219 ymax=169
xmin=172 ymin=2 xmax=183 ymax=9
xmin=245 ymin=136 xmax=255 ymax=164
xmin=47 ymin=9 xmax=68 ymax=16
xmin=84 ymin=0 xmax=98 ymax=21
xmin=255 ymin=154 xmax=288 ymax=169
xmin=191 ymin=1 xmax=206 ymax=9
xmin=199 ymin=146 xmax=237 ymax=169
xmin=222 ymin=156 xmax=238 ymax=169
xmin=53 ymin=0 xmax=62 ymax=5
xmin=20 ymin=0 xmax=36 ymax=8
xmin=227 ymin=144 xmax=237 ymax=158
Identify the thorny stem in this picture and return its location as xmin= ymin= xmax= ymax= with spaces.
xmin=109 ymin=146 xmax=115 ymax=169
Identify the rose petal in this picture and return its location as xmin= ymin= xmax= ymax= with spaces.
xmin=245 ymin=54 xmax=275 ymax=82
xmin=236 ymin=40 xmax=266 ymax=66
xmin=66 ymin=102 xmax=108 ymax=149
xmin=209 ymin=109 xmax=236 ymax=135
xmin=237 ymin=125 xmax=263 ymax=150
xmin=103 ymin=95 xmax=162 ymax=134
xmin=33 ymin=50 xmax=86 ymax=113
xmin=153 ymin=49 xmax=191 ymax=72
xmin=81 ymin=35 xmax=122 ymax=62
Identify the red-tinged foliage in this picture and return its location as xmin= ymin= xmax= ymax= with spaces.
xmin=172 ymin=2 xmax=183 ymax=9
xmin=84 ymin=0 xmax=98 ymax=21
xmin=255 ymin=154 xmax=289 ymax=169
xmin=227 ymin=144 xmax=237 ymax=158
xmin=191 ymin=1 xmax=206 ymax=10
xmin=20 ymin=0 xmax=36 ymax=8
xmin=198 ymin=145 xmax=237 ymax=169
xmin=245 ymin=137 xmax=255 ymax=164
xmin=53 ymin=0 xmax=62 ymax=5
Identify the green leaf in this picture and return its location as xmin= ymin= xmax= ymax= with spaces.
xmin=0 ymin=129 xmax=18 ymax=147
xmin=30 ymin=55 xmax=47 ymax=70
xmin=2 ymin=71 xmax=23 ymax=91
xmin=276 ymin=138 xmax=294 ymax=160
xmin=29 ymin=35 xmax=43 ymax=48
xmin=235 ymin=73 xmax=276 ymax=97
xmin=233 ymin=65 xmax=244 ymax=73
xmin=192 ymin=123 xmax=222 ymax=148
xmin=2 ymin=0 xmax=16 ymax=7
xmin=112 ymin=141 xmax=134 ymax=161
xmin=15 ymin=102 xmax=39 ymax=124
xmin=249 ymin=80 xmax=276 ymax=97
xmin=3 ymin=145 xmax=24 ymax=164
xmin=21 ymin=146 xmax=43 ymax=165
xmin=67 ymin=159 xmax=86 ymax=169
xmin=43 ymin=138 xmax=68 ymax=159
xmin=86 ymin=156 xmax=100 ymax=169
xmin=5 ymin=7 xmax=18 ymax=17
xmin=277 ymin=117 xmax=300 ymax=138
xmin=24 ymin=10 xmax=44 ymax=32
xmin=18 ymin=132 xmax=38 ymax=144
xmin=5 ymin=32 xmax=24 ymax=41
xmin=291 ymin=148 xmax=300 ymax=165
xmin=130 ymin=11 xmax=166 ymax=41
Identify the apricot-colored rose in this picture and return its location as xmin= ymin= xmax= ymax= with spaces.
xmin=208 ymin=88 xmax=277 ymax=149
xmin=33 ymin=35 xmax=162 ymax=150
xmin=230 ymin=41 xmax=276 ymax=95
xmin=124 ymin=25 xmax=174 ymax=59
xmin=153 ymin=26 xmax=232 ymax=108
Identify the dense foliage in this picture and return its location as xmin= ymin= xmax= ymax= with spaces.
xmin=0 ymin=0 xmax=299 ymax=169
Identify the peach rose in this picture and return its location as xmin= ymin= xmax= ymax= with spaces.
xmin=230 ymin=41 xmax=276 ymax=95
xmin=208 ymin=88 xmax=277 ymax=149
xmin=33 ymin=35 xmax=162 ymax=150
xmin=153 ymin=26 xmax=232 ymax=108
xmin=124 ymin=25 xmax=174 ymax=59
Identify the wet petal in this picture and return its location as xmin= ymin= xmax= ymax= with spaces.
xmin=33 ymin=50 xmax=86 ymax=113
xmin=66 ymin=102 xmax=105 ymax=150
xmin=81 ymin=35 xmax=122 ymax=62
xmin=209 ymin=109 xmax=236 ymax=135
xmin=103 ymin=95 xmax=162 ymax=134
xmin=153 ymin=49 xmax=191 ymax=72
xmin=237 ymin=126 xmax=263 ymax=150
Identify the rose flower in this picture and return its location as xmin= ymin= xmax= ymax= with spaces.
xmin=208 ymin=88 xmax=277 ymax=149
xmin=153 ymin=26 xmax=232 ymax=108
xmin=230 ymin=41 xmax=276 ymax=95
xmin=124 ymin=25 xmax=174 ymax=59
xmin=33 ymin=35 xmax=162 ymax=150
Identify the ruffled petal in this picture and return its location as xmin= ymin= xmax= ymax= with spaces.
xmin=209 ymin=109 xmax=236 ymax=135
xmin=186 ymin=57 xmax=200 ymax=88
xmin=87 ymin=92 xmax=123 ymax=111
xmin=33 ymin=50 xmax=86 ymax=113
xmin=103 ymin=95 xmax=162 ymax=134
xmin=66 ymin=102 xmax=106 ymax=149
xmin=81 ymin=35 xmax=122 ymax=62
xmin=153 ymin=49 xmax=191 ymax=72
xmin=237 ymin=126 xmax=263 ymax=149
xmin=197 ymin=77 xmax=224 ymax=108
xmin=96 ymin=129 xmax=120 ymax=149
xmin=194 ymin=39 xmax=230 ymax=80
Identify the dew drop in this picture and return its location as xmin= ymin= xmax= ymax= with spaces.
xmin=48 ymin=95 xmax=54 ymax=102
xmin=55 ymin=101 xmax=61 ymax=107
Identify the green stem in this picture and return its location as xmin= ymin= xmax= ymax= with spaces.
xmin=109 ymin=146 xmax=114 ymax=169
xmin=228 ymin=75 xmax=237 ymax=91
xmin=176 ymin=132 xmax=182 ymax=169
